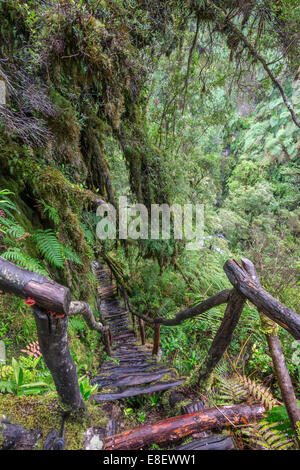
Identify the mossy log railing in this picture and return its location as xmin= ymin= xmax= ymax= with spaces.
xmin=0 ymin=257 xmax=110 ymax=411
xmin=105 ymin=255 xmax=300 ymax=440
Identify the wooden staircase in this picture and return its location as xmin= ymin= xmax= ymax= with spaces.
xmin=91 ymin=264 xmax=184 ymax=403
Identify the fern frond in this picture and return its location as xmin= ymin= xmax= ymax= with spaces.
xmin=39 ymin=200 xmax=60 ymax=225
xmin=32 ymin=229 xmax=64 ymax=268
xmin=1 ymin=248 xmax=49 ymax=276
xmin=215 ymin=374 xmax=279 ymax=410
xmin=0 ymin=190 xmax=19 ymax=217
xmin=62 ymin=245 xmax=83 ymax=266
xmin=216 ymin=376 xmax=248 ymax=404
xmin=0 ymin=217 xmax=27 ymax=239
xmin=241 ymin=419 xmax=294 ymax=450
xmin=241 ymin=376 xmax=279 ymax=411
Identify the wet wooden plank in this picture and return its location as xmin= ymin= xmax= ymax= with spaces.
xmin=92 ymin=380 xmax=184 ymax=403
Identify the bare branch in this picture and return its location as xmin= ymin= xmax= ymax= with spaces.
xmin=69 ymin=301 xmax=107 ymax=333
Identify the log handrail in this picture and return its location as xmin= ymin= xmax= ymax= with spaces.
xmin=0 ymin=256 xmax=109 ymax=410
xmin=105 ymin=254 xmax=300 ymax=437
xmin=224 ymin=258 xmax=300 ymax=340
xmin=1 ymin=253 xmax=299 ymax=427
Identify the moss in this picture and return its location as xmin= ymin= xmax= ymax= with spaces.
xmin=259 ymin=314 xmax=278 ymax=336
xmin=0 ymin=394 xmax=108 ymax=450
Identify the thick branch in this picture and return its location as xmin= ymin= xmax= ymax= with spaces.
xmin=156 ymin=289 xmax=231 ymax=326
xmin=241 ymin=259 xmax=300 ymax=444
xmin=0 ymin=257 xmax=71 ymax=314
xmin=267 ymin=334 xmax=300 ymax=446
xmin=128 ymin=289 xmax=231 ymax=326
xmin=198 ymin=288 xmax=246 ymax=385
xmin=224 ymin=259 xmax=300 ymax=339
xmin=34 ymin=307 xmax=85 ymax=410
xmin=69 ymin=301 xmax=107 ymax=333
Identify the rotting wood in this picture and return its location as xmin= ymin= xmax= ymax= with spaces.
xmin=104 ymin=404 xmax=265 ymax=450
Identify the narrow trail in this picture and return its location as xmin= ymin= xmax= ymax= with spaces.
xmin=91 ymin=264 xmax=184 ymax=403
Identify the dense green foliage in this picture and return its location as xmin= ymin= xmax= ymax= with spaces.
xmin=0 ymin=0 xmax=299 ymax=450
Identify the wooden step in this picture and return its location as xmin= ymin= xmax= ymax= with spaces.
xmin=105 ymin=310 xmax=129 ymax=318
xmin=94 ymin=370 xmax=170 ymax=388
xmin=182 ymin=400 xmax=206 ymax=415
xmin=91 ymin=379 xmax=184 ymax=402
xmin=94 ymin=367 xmax=169 ymax=380
xmin=110 ymin=352 xmax=151 ymax=360
xmin=111 ymin=332 xmax=135 ymax=340
xmin=175 ymin=434 xmax=235 ymax=451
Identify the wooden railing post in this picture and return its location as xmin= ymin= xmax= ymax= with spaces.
xmin=152 ymin=323 xmax=161 ymax=356
xmin=241 ymin=258 xmax=300 ymax=446
xmin=139 ymin=318 xmax=146 ymax=345
xmin=197 ymin=288 xmax=246 ymax=386
xmin=34 ymin=307 xmax=85 ymax=411
xmin=104 ymin=327 xmax=112 ymax=357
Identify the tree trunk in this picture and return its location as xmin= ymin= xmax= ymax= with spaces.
xmin=104 ymin=404 xmax=265 ymax=450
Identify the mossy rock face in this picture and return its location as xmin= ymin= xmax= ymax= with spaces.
xmin=0 ymin=394 xmax=108 ymax=450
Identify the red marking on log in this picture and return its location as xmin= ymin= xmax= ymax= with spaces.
xmin=47 ymin=310 xmax=65 ymax=319
xmin=24 ymin=297 xmax=36 ymax=306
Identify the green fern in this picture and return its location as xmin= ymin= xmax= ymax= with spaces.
xmin=62 ymin=245 xmax=83 ymax=266
xmin=215 ymin=375 xmax=248 ymax=404
xmin=32 ymin=229 xmax=64 ymax=268
xmin=0 ymin=189 xmax=18 ymax=217
xmin=241 ymin=376 xmax=279 ymax=411
xmin=39 ymin=200 xmax=60 ymax=225
xmin=241 ymin=420 xmax=294 ymax=450
xmin=0 ymin=217 xmax=27 ymax=239
xmin=215 ymin=374 xmax=279 ymax=410
xmin=1 ymin=248 xmax=49 ymax=276
xmin=265 ymin=404 xmax=300 ymax=437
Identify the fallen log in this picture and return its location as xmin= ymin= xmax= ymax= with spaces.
xmin=0 ymin=418 xmax=41 ymax=450
xmin=224 ymin=259 xmax=300 ymax=339
xmin=104 ymin=404 xmax=265 ymax=450
xmin=0 ymin=257 xmax=71 ymax=315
